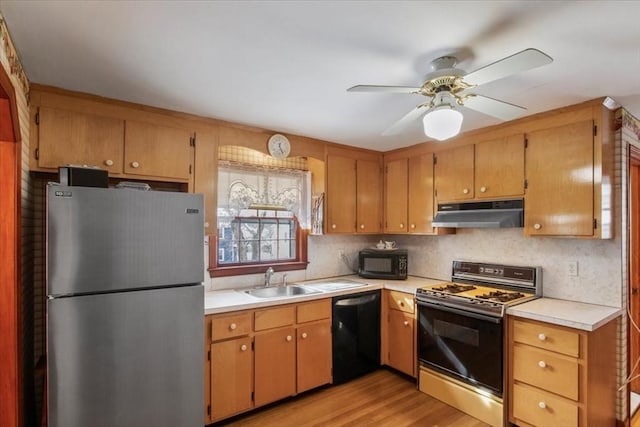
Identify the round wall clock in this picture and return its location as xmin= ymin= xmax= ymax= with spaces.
xmin=267 ymin=134 xmax=291 ymax=159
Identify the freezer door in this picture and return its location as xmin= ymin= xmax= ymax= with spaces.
xmin=47 ymin=185 xmax=204 ymax=295
xmin=47 ymin=285 xmax=204 ymax=427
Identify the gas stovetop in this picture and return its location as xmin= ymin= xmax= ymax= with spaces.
xmin=415 ymin=261 xmax=541 ymax=318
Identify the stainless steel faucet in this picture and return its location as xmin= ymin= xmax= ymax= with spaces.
xmin=264 ymin=267 xmax=274 ymax=287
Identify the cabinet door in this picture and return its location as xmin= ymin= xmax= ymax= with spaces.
xmin=326 ymin=155 xmax=356 ymax=233
xmin=525 ymin=120 xmax=594 ymax=236
xmin=388 ymin=309 xmax=414 ymax=377
xmin=475 ymin=134 xmax=525 ymax=199
xmin=38 ymin=107 xmax=124 ymax=173
xmin=297 ymin=321 xmax=332 ymax=393
xmin=384 ymin=158 xmax=408 ymax=233
xmin=408 ymin=153 xmax=435 ymax=234
xmin=357 ymin=159 xmax=382 ymax=233
xmin=435 ymin=144 xmax=474 ymax=202
xmin=254 ymin=327 xmax=296 ymax=407
xmin=124 ymin=120 xmax=193 ymax=180
xmin=210 ymin=337 xmax=253 ymax=421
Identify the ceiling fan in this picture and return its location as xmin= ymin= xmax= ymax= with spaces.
xmin=347 ymin=48 xmax=553 ymax=141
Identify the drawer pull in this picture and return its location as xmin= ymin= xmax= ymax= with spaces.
xmin=538 ymin=360 xmax=547 ymax=368
xmin=286 ymin=335 xmax=292 ymax=342
xmin=229 ymin=323 xmax=237 ymax=331
xmin=399 ymin=223 xmax=404 ymax=229
xmin=403 ymin=320 xmax=409 ymax=326
xmin=398 ymin=300 xmax=404 ymax=306
xmin=301 ymin=332 xmax=308 ymax=339
xmin=410 ymin=224 xmax=416 ymax=229
xmin=538 ymin=401 xmax=547 ymax=409
xmin=104 ymin=159 xmax=114 ymax=166
xmin=463 ymin=188 xmax=469 ymax=194
xmin=480 ymin=186 xmax=487 ymax=193
xmin=131 ymin=161 xmax=140 ymax=168
xmin=537 ymin=333 xmax=546 ymax=341
xmin=534 ymin=223 xmax=542 ymax=230
xmin=240 ymin=344 xmax=247 ymax=352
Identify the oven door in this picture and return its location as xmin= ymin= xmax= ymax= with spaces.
xmin=417 ymin=299 xmax=504 ymax=396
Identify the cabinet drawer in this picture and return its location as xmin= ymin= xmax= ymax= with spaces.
xmin=513 ymin=383 xmax=578 ymax=427
xmin=211 ymin=312 xmax=252 ymax=341
xmin=513 ymin=318 xmax=579 ymax=357
xmin=297 ymin=299 xmax=331 ymax=323
xmin=388 ymin=290 xmax=414 ymax=314
xmin=513 ymin=344 xmax=579 ymax=400
xmin=254 ymin=306 xmax=295 ymax=331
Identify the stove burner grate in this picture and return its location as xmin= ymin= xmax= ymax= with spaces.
xmin=432 ymin=283 xmax=477 ymax=294
xmin=476 ymin=290 xmax=525 ymax=302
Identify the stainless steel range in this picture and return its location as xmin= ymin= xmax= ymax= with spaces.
xmin=416 ymin=260 xmax=541 ymax=427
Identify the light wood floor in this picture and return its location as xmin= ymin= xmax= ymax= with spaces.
xmin=216 ymin=369 xmax=489 ymax=427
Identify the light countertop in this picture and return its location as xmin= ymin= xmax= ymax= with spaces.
xmin=204 ymin=275 xmax=447 ymax=315
xmin=506 ymin=297 xmax=622 ymax=331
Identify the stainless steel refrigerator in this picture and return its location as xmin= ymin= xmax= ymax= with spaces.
xmin=46 ymin=184 xmax=204 ymax=427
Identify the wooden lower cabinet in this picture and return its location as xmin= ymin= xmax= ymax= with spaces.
xmin=211 ymin=337 xmax=253 ymax=421
xmin=206 ymin=298 xmax=333 ymax=422
xmin=507 ymin=316 xmax=617 ymax=427
xmin=383 ymin=290 xmax=416 ymax=377
xmin=254 ymin=327 xmax=297 ymax=406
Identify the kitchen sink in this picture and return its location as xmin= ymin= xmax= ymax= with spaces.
xmin=243 ymin=285 xmax=321 ymax=299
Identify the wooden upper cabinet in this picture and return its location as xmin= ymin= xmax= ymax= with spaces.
xmin=525 ymin=120 xmax=595 ymax=236
xmin=37 ymin=107 xmax=125 ymax=173
xmin=356 ymin=158 xmax=382 ymax=233
xmin=435 ymin=144 xmax=475 ymax=202
xmin=124 ymin=120 xmax=193 ymax=180
xmin=408 ymin=153 xmax=436 ymax=234
xmin=384 ymin=158 xmax=408 ymax=233
xmin=475 ymin=134 xmax=525 ymax=199
xmin=326 ymin=155 xmax=356 ymax=233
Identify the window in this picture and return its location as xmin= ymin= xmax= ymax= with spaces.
xmin=210 ymin=158 xmax=310 ymax=277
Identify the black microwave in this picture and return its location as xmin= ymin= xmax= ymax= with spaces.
xmin=358 ymin=248 xmax=408 ymax=280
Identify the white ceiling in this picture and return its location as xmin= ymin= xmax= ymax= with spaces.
xmin=1 ymin=1 xmax=640 ymax=152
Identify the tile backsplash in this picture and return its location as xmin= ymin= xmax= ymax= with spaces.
xmin=205 ymin=230 xmax=622 ymax=308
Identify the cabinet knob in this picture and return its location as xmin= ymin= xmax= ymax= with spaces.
xmin=104 ymin=159 xmax=114 ymax=167
xmin=360 ymin=224 xmax=365 ymax=229
xmin=538 ymin=360 xmax=547 ymax=368
xmin=399 ymin=223 xmax=404 ymax=229
xmin=534 ymin=223 xmax=542 ymax=230
xmin=286 ymin=335 xmax=292 ymax=342
xmin=229 ymin=323 xmax=237 ymax=331
xmin=301 ymin=332 xmax=308 ymax=339
xmin=131 ymin=161 xmax=140 ymax=168
xmin=403 ymin=320 xmax=409 ymax=326
xmin=398 ymin=300 xmax=404 ymax=307
xmin=331 ymin=224 xmax=337 ymax=229
xmin=538 ymin=401 xmax=547 ymax=409
xmin=240 ymin=344 xmax=247 ymax=352
xmin=463 ymin=188 xmax=469 ymax=194
xmin=410 ymin=224 xmax=416 ymax=229
xmin=480 ymin=186 xmax=487 ymax=193
xmin=538 ymin=333 xmax=546 ymax=341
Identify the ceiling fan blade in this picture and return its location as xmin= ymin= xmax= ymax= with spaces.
xmin=347 ymin=85 xmax=420 ymax=94
xmin=463 ymin=94 xmax=526 ymax=121
xmin=381 ymin=104 xmax=428 ymax=135
xmin=463 ymin=48 xmax=553 ymax=87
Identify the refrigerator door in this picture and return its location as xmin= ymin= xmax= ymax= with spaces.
xmin=47 ymin=285 xmax=204 ymax=427
xmin=47 ymin=185 xmax=204 ymax=296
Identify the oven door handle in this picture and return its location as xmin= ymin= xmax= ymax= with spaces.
xmin=416 ymin=299 xmax=502 ymax=324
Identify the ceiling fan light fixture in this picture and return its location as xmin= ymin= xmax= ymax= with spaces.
xmin=423 ymin=104 xmax=463 ymax=141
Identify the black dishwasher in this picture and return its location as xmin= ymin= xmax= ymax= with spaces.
xmin=332 ymin=290 xmax=381 ymax=384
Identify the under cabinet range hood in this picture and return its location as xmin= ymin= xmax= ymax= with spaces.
xmin=432 ymin=199 xmax=524 ymax=228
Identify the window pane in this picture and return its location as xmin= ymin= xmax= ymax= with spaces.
xmin=260 ymin=240 xmax=277 ymax=261
xmin=278 ymin=239 xmax=295 ymax=259
xmin=260 ymin=220 xmax=278 ymax=240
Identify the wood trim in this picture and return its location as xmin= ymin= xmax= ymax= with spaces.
xmin=0 ymin=61 xmax=21 ymax=427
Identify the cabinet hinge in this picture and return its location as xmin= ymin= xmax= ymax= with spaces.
xmin=433 ymin=156 xmax=437 ymax=165
xmin=35 ymin=111 xmax=40 ymax=125
xmin=207 ymin=350 xmax=210 ymax=361
xmin=524 ymin=138 xmax=528 ymax=148
xmin=594 ymin=218 xmax=598 ymax=229
xmin=434 ymin=189 xmax=437 ymax=197
xmin=251 ymin=341 xmax=255 ymax=351
xmin=207 ymin=405 xmax=211 ymax=416
xmin=594 ymin=125 xmax=598 ymax=137
xmin=35 ymin=148 xmax=39 ymax=160
xmin=190 ymin=135 xmax=196 ymax=147
xmin=251 ymin=391 xmax=255 ymax=402
xmin=189 ymin=164 xmax=192 ymax=175
xmin=385 ymin=165 xmax=388 ymax=174
xmin=524 ymin=179 xmax=528 ymax=190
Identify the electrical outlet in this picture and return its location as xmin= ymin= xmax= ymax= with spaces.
xmin=338 ymin=249 xmax=344 ymax=260
xmin=567 ymin=261 xmax=579 ymax=277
